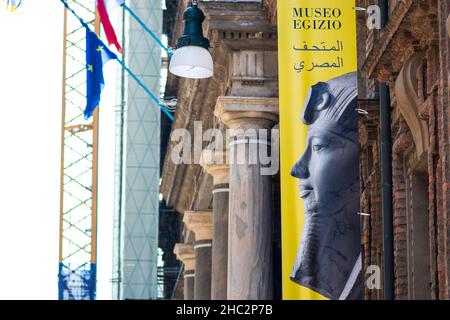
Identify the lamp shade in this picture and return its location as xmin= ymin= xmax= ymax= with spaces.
xmin=168 ymin=2 xmax=213 ymax=79
xmin=169 ymin=45 xmax=213 ymax=79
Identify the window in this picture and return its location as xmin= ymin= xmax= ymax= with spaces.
xmin=405 ymin=158 xmax=431 ymax=299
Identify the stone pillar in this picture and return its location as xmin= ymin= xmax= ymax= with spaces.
xmin=215 ymin=96 xmax=278 ymax=300
xmin=183 ymin=211 xmax=213 ymax=300
xmin=201 ymin=150 xmax=229 ymax=300
xmin=173 ymin=243 xmax=195 ymax=300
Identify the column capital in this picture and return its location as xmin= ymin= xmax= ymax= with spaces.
xmin=214 ymin=96 xmax=279 ymax=130
xmin=200 ymin=150 xmax=229 ymax=185
xmin=174 ymin=243 xmax=195 ymax=271
xmin=183 ymin=211 xmax=213 ymax=241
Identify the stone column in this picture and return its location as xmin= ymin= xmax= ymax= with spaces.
xmin=201 ymin=150 xmax=229 ymax=300
xmin=215 ymin=96 xmax=278 ymax=300
xmin=173 ymin=243 xmax=195 ymax=300
xmin=183 ymin=211 xmax=213 ymax=300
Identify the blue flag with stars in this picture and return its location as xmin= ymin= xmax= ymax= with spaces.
xmin=85 ymin=29 xmax=117 ymax=119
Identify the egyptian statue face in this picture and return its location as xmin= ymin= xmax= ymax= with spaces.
xmin=291 ymin=121 xmax=359 ymax=218
xmin=289 ymin=72 xmax=362 ymax=300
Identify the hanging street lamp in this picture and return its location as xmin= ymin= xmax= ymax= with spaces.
xmin=169 ymin=0 xmax=213 ymax=79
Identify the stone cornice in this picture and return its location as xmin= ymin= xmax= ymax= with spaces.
xmin=161 ymin=79 xmax=199 ymax=211
xmin=200 ymin=1 xmax=277 ymax=51
xmin=362 ymin=0 xmax=438 ymax=82
xmin=200 ymin=1 xmax=271 ymax=32
xmin=161 ymin=76 xmax=223 ymax=214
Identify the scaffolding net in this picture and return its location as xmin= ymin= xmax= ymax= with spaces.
xmin=58 ymin=0 xmax=98 ymax=300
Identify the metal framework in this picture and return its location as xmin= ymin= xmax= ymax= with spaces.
xmin=58 ymin=0 xmax=99 ymax=300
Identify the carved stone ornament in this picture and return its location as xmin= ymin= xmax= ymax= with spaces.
xmin=394 ymin=54 xmax=429 ymax=157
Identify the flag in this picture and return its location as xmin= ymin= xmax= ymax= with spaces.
xmin=2 ymin=0 xmax=23 ymax=12
xmin=278 ymin=0 xmax=361 ymax=300
xmin=85 ymin=29 xmax=117 ymax=119
xmin=96 ymin=0 xmax=124 ymax=53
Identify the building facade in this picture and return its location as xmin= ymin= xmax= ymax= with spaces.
xmin=358 ymin=0 xmax=450 ymax=300
xmin=159 ymin=0 xmax=450 ymax=300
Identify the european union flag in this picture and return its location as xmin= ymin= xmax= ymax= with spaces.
xmin=84 ymin=29 xmax=117 ymax=119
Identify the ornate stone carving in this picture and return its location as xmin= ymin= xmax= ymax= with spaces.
xmin=394 ymin=54 xmax=429 ymax=157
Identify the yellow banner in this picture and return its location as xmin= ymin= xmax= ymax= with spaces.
xmin=278 ymin=1 xmax=360 ymax=300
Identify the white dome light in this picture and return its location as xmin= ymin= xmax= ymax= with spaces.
xmin=169 ymin=46 xmax=213 ymax=79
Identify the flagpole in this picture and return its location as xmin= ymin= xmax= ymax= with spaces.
xmin=58 ymin=0 xmax=174 ymax=121
xmin=59 ymin=0 xmax=90 ymax=29
xmin=122 ymin=3 xmax=173 ymax=57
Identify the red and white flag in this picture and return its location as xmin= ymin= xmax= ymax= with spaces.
xmin=96 ymin=0 xmax=124 ymax=53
